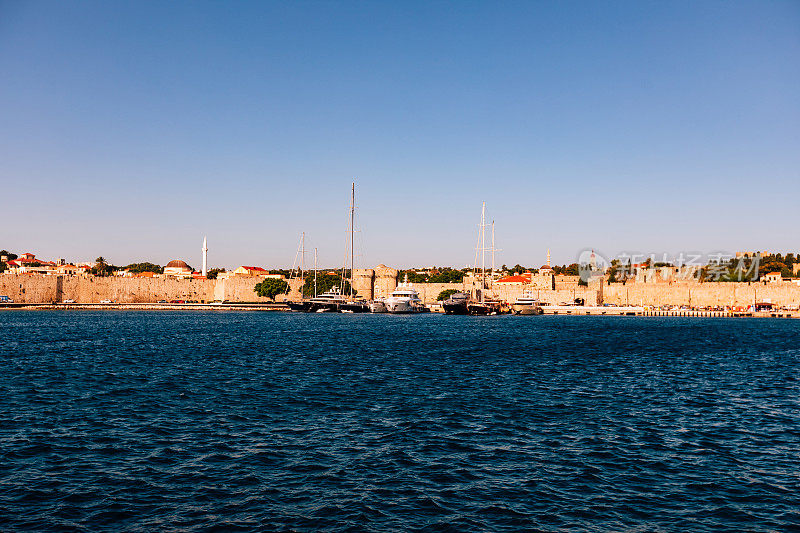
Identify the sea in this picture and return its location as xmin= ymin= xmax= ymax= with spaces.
xmin=1 ymin=311 xmax=798 ymax=532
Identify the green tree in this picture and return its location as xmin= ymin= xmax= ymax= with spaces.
xmin=0 ymin=250 xmax=17 ymax=261
xmin=564 ymin=263 xmax=580 ymax=276
xmin=428 ymin=268 xmax=465 ymax=283
xmin=93 ymin=256 xmax=111 ymax=277
xmin=607 ymin=259 xmax=619 ymax=283
xmin=254 ymin=278 xmax=290 ymax=300
xmin=302 ymin=273 xmax=355 ymax=298
xmin=206 ymin=268 xmax=226 ymax=279
xmin=124 ymin=262 xmax=164 ymax=274
xmin=437 ymin=289 xmax=459 ymax=301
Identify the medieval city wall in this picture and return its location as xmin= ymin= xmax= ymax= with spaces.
xmin=409 ymin=282 xmax=467 ymax=304
xmin=0 ymin=274 xmax=283 ymax=304
xmin=488 ymin=284 xmax=601 ymax=306
xmin=0 ymin=274 xmax=58 ymax=303
xmin=602 ymin=282 xmax=800 ymax=307
xmin=4 ymin=272 xmax=800 ymax=308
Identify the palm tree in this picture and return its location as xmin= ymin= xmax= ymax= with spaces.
xmin=94 ymin=256 xmax=108 ymax=276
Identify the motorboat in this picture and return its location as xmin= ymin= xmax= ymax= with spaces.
xmin=368 ymin=300 xmax=387 ymax=313
xmin=442 ymin=292 xmax=470 ymax=315
xmin=384 ymin=281 xmax=427 ymax=314
xmin=340 ymin=300 xmax=370 ymax=313
xmin=511 ymin=294 xmax=544 ymax=315
xmin=307 ymin=286 xmax=347 ymax=312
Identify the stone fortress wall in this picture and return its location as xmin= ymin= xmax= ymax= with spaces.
xmin=602 ymin=281 xmax=800 ymax=308
xmin=0 ymin=274 xmax=275 ymax=304
xmin=3 ymin=268 xmax=800 ymax=308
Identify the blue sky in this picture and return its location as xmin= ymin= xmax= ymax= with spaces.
xmin=1 ymin=1 xmax=798 ymax=269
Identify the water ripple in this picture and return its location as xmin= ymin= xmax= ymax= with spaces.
xmin=1 ymin=311 xmax=799 ymax=531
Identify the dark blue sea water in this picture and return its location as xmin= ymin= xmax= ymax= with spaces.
xmin=1 ymin=312 xmax=798 ymax=531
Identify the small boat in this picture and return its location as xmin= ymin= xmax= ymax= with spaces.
xmin=442 ymin=292 xmax=470 ymax=315
xmin=511 ymin=294 xmax=544 ymax=315
xmin=384 ymin=280 xmax=428 ymax=314
xmin=368 ymin=300 xmax=387 ymax=313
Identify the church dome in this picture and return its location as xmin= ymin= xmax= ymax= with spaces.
xmin=166 ymin=260 xmax=190 ymax=270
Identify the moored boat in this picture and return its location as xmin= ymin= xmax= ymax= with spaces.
xmin=368 ymin=300 xmax=387 ymax=313
xmin=467 ymin=300 xmax=503 ymax=315
xmin=442 ymin=292 xmax=470 ymax=315
xmin=287 ymin=301 xmax=312 ymax=312
xmin=340 ymin=300 xmax=370 ymax=313
xmin=511 ymin=294 xmax=543 ymax=315
xmin=307 ymin=286 xmax=347 ymax=312
xmin=384 ymin=281 xmax=428 ymax=314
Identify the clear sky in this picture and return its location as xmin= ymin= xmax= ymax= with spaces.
xmin=2 ymin=1 xmax=798 ymax=270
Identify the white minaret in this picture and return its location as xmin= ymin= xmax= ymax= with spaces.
xmin=547 ymin=248 xmax=551 ymax=267
xmin=202 ymin=236 xmax=208 ymax=277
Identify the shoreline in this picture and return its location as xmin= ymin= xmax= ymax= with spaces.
xmin=1 ymin=302 xmax=798 ymax=318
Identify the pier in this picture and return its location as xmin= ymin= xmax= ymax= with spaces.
xmin=538 ymin=305 xmax=799 ymax=318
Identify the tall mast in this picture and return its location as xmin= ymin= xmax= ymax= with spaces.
xmin=481 ymin=202 xmax=486 ymax=303
xmin=491 ymin=220 xmax=495 ymax=278
xmin=314 ymin=247 xmax=318 ymax=298
xmin=350 ymin=182 xmax=355 ymax=299
xmin=300 ymin=232 xmax=305 ymax=278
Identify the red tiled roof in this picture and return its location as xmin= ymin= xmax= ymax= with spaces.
xmin=6 ymin=258 xmax=55 ymax=266
xmin=496 ymin=274 xmax=531 ymax=283
xmin=241 ymin=266 xmax=267 ymax=271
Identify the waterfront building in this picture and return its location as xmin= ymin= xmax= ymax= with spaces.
xmin=233 ymin=266 xmax=269 ymax=277
xmin=56 ymin=264 xmax=79 ymax=276
xmin=495 ymin=273 xmax=532 ymax=285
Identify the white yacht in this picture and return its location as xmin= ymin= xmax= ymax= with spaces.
xmin=511 ymin=293 xmax=544 ymax=315
xmin=384 ymin=281 xmax=427 ymax=314
xmin=368 ymin=300 xmax=387 ymax=313
xmin=308 ymin=286 xmax=347 ymax=312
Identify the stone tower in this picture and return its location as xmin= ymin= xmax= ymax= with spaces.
xmin=352 ymin=268 xmax=375 ymax=300
xmin=374 ymin=264 xmax=399 ymax=299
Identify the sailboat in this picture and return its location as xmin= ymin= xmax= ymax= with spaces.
xmin=339 ymin=182 xmax=370 ymax=313
xmin=466 ymin=202 xmax=503 ymax=315
xmin=286 ymin=232 xmax=313 ymax=311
